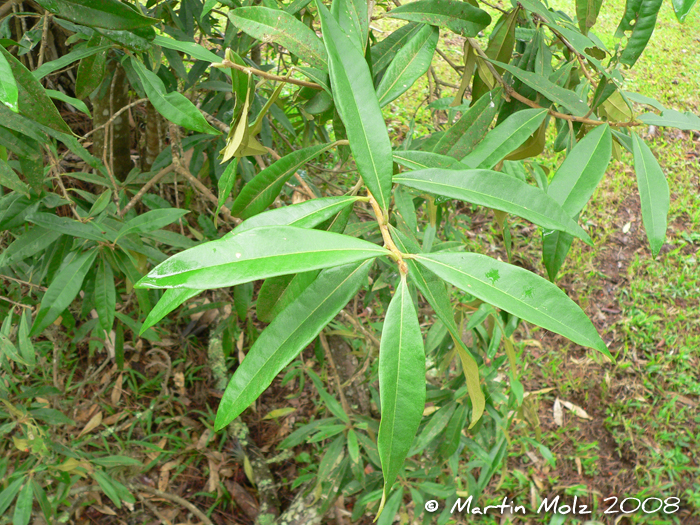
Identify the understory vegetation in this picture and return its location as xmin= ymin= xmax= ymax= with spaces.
xmin=0 ymin=0 xmax=698 ymax=523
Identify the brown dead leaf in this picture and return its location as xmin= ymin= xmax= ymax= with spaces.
xmin=158 ymin=460 xmax=180 ymax=492
xmin=553 ymin=398 xmax=564 ymax=427
xmin=111 ymin=374 xmax=123 ymax=405
xmin=92 ymin=504 xmax=117 ymax=516
xmin=558 ymin=398 xmax=592 ymax=420
xmin=78 ymin=411 xmax=103 ymax=437
xmin=228 ymin=481 xmax=258 ymax=519
xmin=195 ymin=429 xmax=212 ymax=451
xmin=207 ymin=456 xmax=221 ymax=493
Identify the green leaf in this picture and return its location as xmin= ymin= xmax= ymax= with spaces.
xmin=548 ymin=124 xmax=612 ymax=215
xmin=0 ymin=476 xmax=25 ymax=516
xmin=331 ymin=0 xmax=370 ymax=53
xmin=31 ymin=480 xmax=52 ymax=523
xmin=140 ymin=288 xmax=201 ymax=335
xmin=228 ymin=7 xmax=327 ymax=69
xmin=217 ymin=159 xmax=237 ymax=216
xmin=576 ymin=0 xmax=603 ymax=34
xmin=76 ymin=36 xmax=108 ymax=99
xmin=0 ymin=226 xmax=61 ymax=267
xmin=385 ymin=0 xmax=491 ymax=36
xmin=672 ymin=0 xmax=698 ymax=21
xmin=91 ymin=456 xmax=143 ymax=467
xmin=154 ymin=35 xmax=223 ymax=66
xmin=0 ymin=46 xmax=71 ymax=135
xmin=394 ymin=169 xmax=592 ymax=243
xmin=33 ymin=43 xmax=111 ymax=80
xmin=370 ymin=23 xmax=422 ymax=74
xmin=232 ymin=195 xmax=360 ymax=234
xmin=377 ymin=277 xmax=425 ymax=513
xmin=215 ymin=260 xmax=371 ymax=430
xmin=307 ymin=369 xmax=349 ymax=422
xmin=462 ymin=108 xmax=548 ymax=168
xmin=136 ymin=226 xmax=389 ymax=290
xmin=130 ymin=58 xmax=220 ymax=135
xmin=230 ymin=143 xmax=335 ymax=219
xmin=18 ymin=312 xmax=35 ymax=367
xmin=95 ymin=257 xmax=116 ymax=333
xmin=631 ymin=132 xmax=669 ymax=257
xmin=432 ymin=88 xmax=500 ymax=158
xmin=27 ymin=212 xmax=108 ymax=242
xmin=12 ymin=480 xmax=33 ymax=525
xmin=116 ymin=208 xmax=190 ymax=241
xmin=92 ymin=470 xmax=122 ymax=508
xmin=46 ymin=89 xmax=92 ymax=117
xmin=34 ymin=0 xmax=157 ymax=30
xmin=316 ymin=0 xmax=393 ymax=212
xmin=414 ymin=252 xmax=610 ymax=356
xmin=257 ymin=271 xmax=319 ymax=322
xmin=615 ymin=0 xmax=663 ymax=66
xmin=0 ymin=159 xmax=30 ymax=197
xmin=639 ymin=109 xmax=700 ymax=131
xmin=0 ymin=333 xmax=30 ymax=366
xmin=489 ymin=59 xmax=590 ymax=116
xmin=393 ymin=150 xmax=468 ymax=171
xmin=376 ymin=25 xmax=438 ymax=107
xmin=30 ymin=250 xmax=98 ymax=336
xmin=471 ymin=8 xmax=518 ymax=102
xmin=390 ymin=227 xmax=484 ymax=426
xmin=0 ymin=51 xmax=18 ymax=113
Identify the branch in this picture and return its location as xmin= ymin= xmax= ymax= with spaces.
xmin=213 ymin=60 xmax=323 ymax=90
xmin=128 ymin=483 xmax=214 ymax=525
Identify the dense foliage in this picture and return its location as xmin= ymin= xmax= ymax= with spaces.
xmin=0 ymin=0 xmax=698 ymax=522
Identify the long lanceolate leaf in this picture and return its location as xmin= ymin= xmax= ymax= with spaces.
xmin=34 ymin=0 xmax=157 ymax=30
xmin=228 ymin=7 xmax=328 ymax=69
xmin=394 ymin=169 xmax=593 ymax=244
xmin=377 ymin=277 xmax=426 ymax=516
xmin=543 ymin=124 xmax=612 ymax=280
xmin=130 ymin=59 xmax=220 ymax=135
xmin=376 ymin=25 xmax=438 ymax=107
xmin=391 ymin=227 xmax=484 ymax=427
xmin=135 ymin=226 xmax=389 ymax=289
xmin=413 ymin=252 xmax=611 ymax=357
xmin=631 ymin=132 xmax=669 ymax=256
xmin=214 ymin=260 xmax=372 ymax=430
xmin=0 ymin=52 xmax=18 ymax=113
xmin=230 ymin=143 xmax=336 ymax=219
xmin=316 ymin=0 xmax=393 ymax=212
xmin=462 ymin=108 xmax=548 ymax=169
xmin=615 ymin=0 xmax=662 ymax=66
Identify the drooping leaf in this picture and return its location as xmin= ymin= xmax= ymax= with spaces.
xmin=95 ymin=257 xmax=116 ymax=333
xmin=542 ymin=123 xmax=612 ymax=280
xmin=33 ymin=43 xmax=112 ymax=80
xmin=0 ymin=51 xmax=18 ymax=113
xmin=30 ymin=250 xmax=98 ymax=336
xmin=576 ymin=0 xmax=603 ymax=34
xmin=215 ymin=260 xmax=371 ymax=430
xmin=631 ymin=132 xmax=669 ymax=256
xmin=394 ymin=168 xmax=592 ymax=243
xmin=331 ymin=0 xmax=370 ymax=53
xmin=18 ymin=311 xmax=35 ymax=367
xmin=0 ymin=46 xmax=71 ymax=134
xmin=316 ymin=0 xmax=393 ymax=212
xmin=217 ymin=159 xmax=238 ymax=216
xmin=140 ymin=288 xmax=202 ymax=335
xmin=615 ymin=0 xmax=663 ymax=67
xmin=672 ymin=0 xmax=698 ymax=21
xmin=461 ymin=108 xmax=548 ymax=168
xmin=0 ymin=158 xmax=29 ymax=197
xmin=35 ymin=0 xmax=157 ymax=29
xmin=0 ymin=476 xmax=25 ymax=516
xmin=391 ymin=227 xmax=484 ymax=427
xmin=228 ymin=7 xmax=328 ymax=68
xmin=46 ymin=90 xmax=91 ymax=117
xmin=130 ymin=58 xmax=220 ymax=135
xmin=471 ymin=8 xmax=518 ymax=102
xmin=376 ymin=277 xmax=425 ymax=514
xmin=0 ymin=226 xmax=61 ymax=267
xmin=414 ymin=252 xmax=610 ymax=356
xmin=12 ymin=480 xmax=33 ymax=525
xmin=154 ymin=35 xmax=223 ymax=66
xmin=385 ymin=0 xmax=491 ymax=36
xmin=230 ymin=143 xmax=335 ymax=219
xmin=135 ymin=226 xmax=389 ymax=289
xmin=432 ymin=88 xmax=501 ymax=157
xmin=376 ymin=25 xmax=438 ymax=107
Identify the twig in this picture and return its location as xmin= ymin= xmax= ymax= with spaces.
xmin=339 ymin=310 xmax=380 ymax=349
xmin=200 ymin=109 xmax=230 ymax=134
xmin=0 ymin=0 xmax=20 ymax=17
xmin=368 ymin=192 xmax=407 ymax=273
xmin=546 ymin=24 xmax=598 ymax=88
xmin=37 ymin=14 xmax=51 ymax=68
xmin=0 ymin=275 xmax=47 ymax=291
xmin=128 ymin=483 xmax=214 ymax=525
xmin=136 ymin=491 xmax=173 ymax=525
xmin=0 ymin=296 xmax=32 ymax=309
xmin=212 ymin=59 xmax=323 ymax=90
xmin=82 ymin=98 xmax=148 ymax=140
xmin=120 ymin=165 xmax=175 ymax=217
xmin=436 ymin=48 xmax=463 ymax=74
